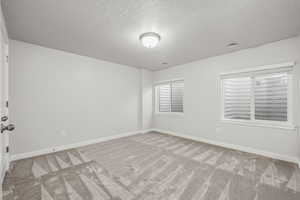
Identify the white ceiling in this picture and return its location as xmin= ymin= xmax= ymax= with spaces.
xmin=2 ymin=0 xmax=300 ymax=70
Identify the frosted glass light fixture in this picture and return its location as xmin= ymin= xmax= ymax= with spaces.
xmin=139 ymin=32 xmax=161 ymax=48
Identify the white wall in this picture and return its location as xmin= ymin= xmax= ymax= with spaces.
xmin=9 ymin=40 xmax=145 ymax=155
xmin=141 ymin=69 xmax=153 ymax=130
xmin=153 ymin=37 xmax=300 ymax=162
xmin=9 ymin=37 xmax=300 ymax=163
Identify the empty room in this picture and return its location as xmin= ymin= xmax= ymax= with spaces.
xmin=0 ymin=0 xmax=300 ymax=199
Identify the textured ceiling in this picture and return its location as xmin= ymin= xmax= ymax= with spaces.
xmin=2 ymin=0 xmax=300 ymax=70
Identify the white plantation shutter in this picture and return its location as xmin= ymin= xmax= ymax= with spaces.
xmin=254 ymin=73 xmax=288 ymax=121
xmin=171 ymin=80 xmax=184 ymax=112
xmin=157 ymin=80 xmax=184 ymax=113
xmin=221 ymin=63 xmax=293 ymax=125
xmin=158 ymin=83 xmax=171 ymax=112
xmin=223 ymin=77 xmax=251 ymax=120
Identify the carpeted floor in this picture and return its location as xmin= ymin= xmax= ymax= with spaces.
xmin=2 ymin=132 xmax=300 ymax=200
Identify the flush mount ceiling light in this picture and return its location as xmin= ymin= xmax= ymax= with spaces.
xmin=139 ymin=32 xmax=161 ymax=48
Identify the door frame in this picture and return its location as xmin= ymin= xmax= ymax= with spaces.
xmin=0 ymin=6 xmax=9 ymax=185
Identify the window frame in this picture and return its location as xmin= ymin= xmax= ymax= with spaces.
xmin=220 ymin=62 xmax=295 ymax=130
xmin=154 ymin=79 xmax=184 ymax=115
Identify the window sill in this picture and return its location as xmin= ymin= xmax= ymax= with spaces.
xmin=155 ymin=112 xmax=184 ymax=116
xmin=220 ymin=119 xmax=297 ymax=130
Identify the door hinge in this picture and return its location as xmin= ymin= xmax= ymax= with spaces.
xmin=6 ymin=146 xmax=9 ymax=153
xmin=6 ymin=56 xmax=9 ymax=63
xmin=6 ymin=101 xmax=8 ymax=108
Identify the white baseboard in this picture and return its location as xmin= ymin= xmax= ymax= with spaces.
xmin=1 ymin=163 xmax=6 ymax=185
xmin=1 ymin=154 xmax=10 ymax=185
xmin=10 ymin=130 xmax=145 ymax=161
xmin=152 ymin=129 xmax=298 ymax=164
xmin=9 ymin=128 xmax=299 ymax=167
xmin=140 ymin=129 xmax=153 ymax=134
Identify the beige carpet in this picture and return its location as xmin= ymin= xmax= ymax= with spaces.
xmin=2 ymin=132 xmax=300 ymax=200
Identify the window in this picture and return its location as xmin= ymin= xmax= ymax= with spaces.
xmin=223 ymin=77 xmax=251 ymax=120
xmin=156 ymin=80 xmax=184 ymax=113
xmin=254 ymin=73 xmax=288 ymax=121
xmin=221 ymin=63 xmax=293 ymax=127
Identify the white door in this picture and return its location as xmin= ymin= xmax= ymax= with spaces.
xmin=0 ymin=26 xmax=11 ymax=184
